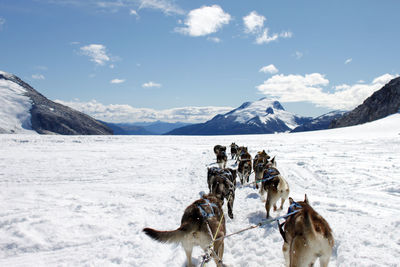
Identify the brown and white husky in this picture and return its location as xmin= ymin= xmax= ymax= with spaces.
xmin=260 ymin=159 xmax=290 ymax=218
xmin=253 ymin=150 xmax=271 ymax=189
xmin=143 ymin=194 xmax=225 ymax=267
xmin=281 ymin=195 xmax=334 ymax=267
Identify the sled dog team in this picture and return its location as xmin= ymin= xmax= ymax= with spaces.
xmin=144 ymin=143 xmax=334 ymax=267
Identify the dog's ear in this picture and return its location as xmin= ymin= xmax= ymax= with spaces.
xmin=304 ymin=194 xmax=309 ymax=204
xmin=271 ymin=156 xmax=276 ymax=167
xmin=289 ymin=197 xmax=294 ymax=204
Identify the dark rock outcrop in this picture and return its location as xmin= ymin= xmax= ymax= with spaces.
xmin=291 ymin=111 xmax=346 ymax=133
xmin=0 ymin=72 xmax=113 ymax=135
xmin=330 ymin=77 xmax=400 ymax=128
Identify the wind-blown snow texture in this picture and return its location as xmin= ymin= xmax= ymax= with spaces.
xmin=0 ymin=71 xmax=36 ymax=134
xmin=0 ymin=115 xmax=399 ymax=266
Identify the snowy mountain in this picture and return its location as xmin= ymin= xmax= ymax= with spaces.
xmin=291 ymin=110 xmax=347 ymax=133
xmin=166 ymin=98 xmax=312 ymax=135
xmin=330 ymin=76 xmax=400 ymax=128
xmin=0 ymin=71 xmax=112 ymax=135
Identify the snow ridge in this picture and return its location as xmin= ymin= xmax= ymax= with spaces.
xmin=0 ymin=71 xmax=36 ymax=134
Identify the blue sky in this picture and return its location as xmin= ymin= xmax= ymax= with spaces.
xmin=1 ymin=0 xmax=399 ymax=122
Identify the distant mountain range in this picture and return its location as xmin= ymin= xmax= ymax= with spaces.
xmin=330 ymin=76 xmax=400 ymax=128
xmin=101 ymin=121 xmax=191 ymax=135
xmin=166 ymin=98 xmax=313 ymax=135
xmin=0 ymin=71 xmax=112 ymax=135
xmin=291 ymin=110 xmax=346 ymax=133
xmin=2 ymin=71 xmax=398 ymax=136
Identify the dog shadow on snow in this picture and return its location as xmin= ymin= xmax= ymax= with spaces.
xmin=247 ymin=211 xmax=275 ymax=230
xmin=246 ymin=192 xmax=259 ymax=199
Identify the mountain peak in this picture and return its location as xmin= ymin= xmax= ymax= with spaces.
xmin=167 ymin=97 xmax=311 ymax=135
xmin=1 ymin=71 xmax=113 ymax=135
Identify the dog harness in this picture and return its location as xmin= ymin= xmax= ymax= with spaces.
xmin=198 ymin=199 xmax=218 ymax=218
xmin=277 ymin=201 xmax=303 ymax=243
xmin=257 ymin=167 xmax=280 ymax=183
xmin=287 ymin=201 xmax=302 ymax=215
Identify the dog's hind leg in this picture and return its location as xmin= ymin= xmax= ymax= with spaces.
xmin=279 ymin=190 xmax=289 ymax=210
xmin=319 ymin=253 xmax=331 ymax=267
xmin=266 ymin=192 xmax=279 ymax=218
xmin=289 ymin=236 xmax=313 ymax=267
xmin=183 ymin=244 xmax=193 ymax=267
xmin=282 ymin=242 xmax=290 ymax=267
xmin=213 ymin=240 xmax=224 ymax=267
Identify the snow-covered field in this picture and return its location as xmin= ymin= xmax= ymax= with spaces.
xmin=0 ymin=115 xmax=399 ymax=267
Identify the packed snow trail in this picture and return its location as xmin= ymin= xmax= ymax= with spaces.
xmin=0 ymin=115 xmax=399 ymax=266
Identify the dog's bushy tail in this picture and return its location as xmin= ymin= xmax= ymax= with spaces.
xmin=143 ymin=224 xmax=189 ymax=244
xmin=302 ymin=207 xmax=315 ymax=236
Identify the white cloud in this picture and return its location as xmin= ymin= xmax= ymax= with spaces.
xmin=139 ymin=0 xmax=185 ymax=15
xmin=295 ymin=51 xmax=303 ymax=59
xmin=32 ymin=74 xmax=45 ymax=80
xmin=142 ymin=81 xmax=161 ymax=88
xmin=243 ymin=11 xmax=265 ymax=33
xmin=256 ymin=28 xmax=279 ymax=44
xmin=207 ymin=37 xmax=221 ymax=43
xmin=80 ymin=44 xmax=111 ymax=66
xmin=345 ymin=58 xmax=352 ymax=64
xmin=242 ymin=11 xmax=292 ymax=45
xmin=46 ymin=0 xmax=184 ymax=16
xmin=259 ymin=64 xmax=279 ymax=74
xmin=257 ymin=73 xmax=398 ymax=110
xmin=280 ymin=31 xmax=293 ymax=38
xmin=130 ymin=9 xmax=138 ymax=16
xmin=110 ymin=78 xmax=125 ymax=84
xmin=54 ymin=99 xmax=233 ymax=123
xmin=175 ymin=5 xmax=231 ymax=37
xmin=372 ymin=73 xmax=394 ymax=84
xmin=0 ymin=18 xmax=5 ymax=30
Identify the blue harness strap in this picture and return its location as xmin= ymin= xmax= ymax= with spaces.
xmin=287 ymin=201 xmax=302 ymax=214
xmin=198 ymin=199 xmax=218 ymax=218
xmin=260 ymin=167 xmax=280 ymax=182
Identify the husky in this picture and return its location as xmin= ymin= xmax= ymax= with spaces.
xmin=281 ymin=195 xmax=334 ymax=267
xmin=207 ymin=167 xmax=237 ymax=189
xmin=236 ymin=146 xmax=249 ymax=164
xmin=230 ymin=143 xmax=239 ymax=160
xmin=238 ymin=157 xmax=252 ymax=185
xmin=213 ymin=145 xmax=226 ymax=156
xmin=216 ymin=150 xmax=227 ymax=169
xmin=260 ymin=160 xmax=289 ymax=218
xmin=209 ymin=173 xmax=236 ymax=219
xmin=143 ymin=194 xmax=225 ymax=267
xmin=253 ymin=150 xmax=271 ymax=189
